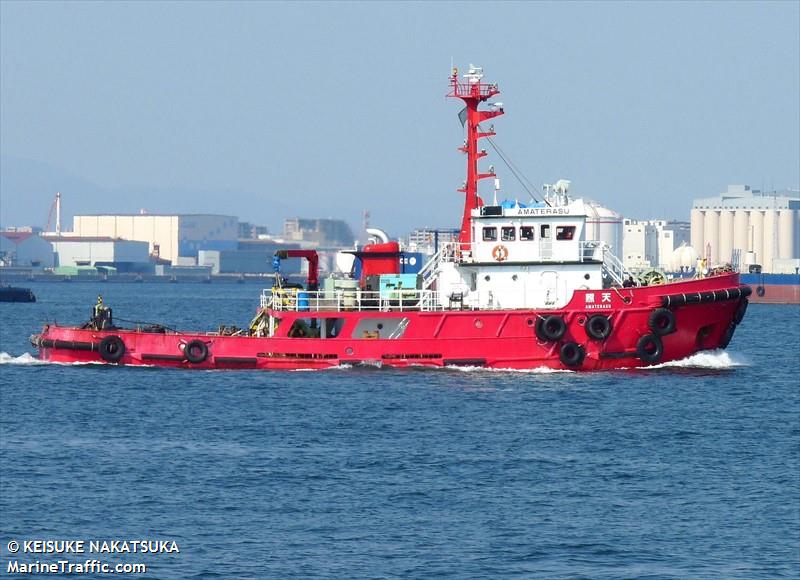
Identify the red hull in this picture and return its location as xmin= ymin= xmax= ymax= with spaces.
xmin=32 ymin=274 xmax=749 ymax=371
xmin=749 ymin=284 xmax=800 ymax=305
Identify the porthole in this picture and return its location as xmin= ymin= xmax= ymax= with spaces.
xmin=377 ymin=323 xmax=384 ymax=330
xmin=474 ymin=319 xmax=483 ymax=329
xmin=484 ymin=275 xmax=491 ymax=281
xmin=526 ymin=318 xmax=535 ymax=327
xmin=584 ymin=273 xmax=590 ymax=280
xmin=512 ymin=274 xmax=518 ymax=281
xmin=345 ymin=347 xmax=354 ymax=355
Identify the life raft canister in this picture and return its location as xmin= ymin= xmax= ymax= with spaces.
xmin=535 ymin=315 xmax=567 ymax=342
xmin=492 ymin=244 xmax=509 ymax=262
xmin=585 ymin=314 xmax=612 ymax=341
xmin=183 ymin=339 xmax=209 ymax=364
xmin=98 ymin=335 xmax=126 ymax=363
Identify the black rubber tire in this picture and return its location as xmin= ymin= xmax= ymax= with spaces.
xmin=648 ymin=308 xmax=676 ymax=336
xmin=535 ymin=315 xmax=567 ymax=342
xmin=719 ymin=323 xmax=736 ymax=349
xmin=184 ymin=339 xmax=209 ymax=364
xmin=636 ymin=334 xmax=663 ymax=365
xmin=733 ymin=299 xmax=748 ymax=325
xmin=559 ymin=342 xmax=586 ymax=368
xmin=585 ymin=314 xmax=612 ymax=340
xmin=98 ymin=335 xmax=126 ymax=363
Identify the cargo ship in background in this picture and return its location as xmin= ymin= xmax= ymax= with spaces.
xmin=740 ymin=271 xmax=799 ymax=304
xmin=30 ymin=66 xmax=751 ymax=371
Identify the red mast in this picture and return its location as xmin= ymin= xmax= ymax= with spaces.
xmin=447 ymin=65 xmax=504 ymax=247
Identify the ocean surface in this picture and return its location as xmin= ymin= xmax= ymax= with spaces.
xmin=1 ymin=282 xmax=798 ymax=579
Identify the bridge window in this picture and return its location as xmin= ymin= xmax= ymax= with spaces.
xmin=482 ymin=226 xmax=497 ymax=241
xmin=556 ymin=226 xmax=576 ymax=240
xmin=501 ymin=226 xmax=515 ymax=241
xmin=540 ymin=224 xmax=551 ymax=239
xmin=520 ymin=226 xmax=534 ymax=241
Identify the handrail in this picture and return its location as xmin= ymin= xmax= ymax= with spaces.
xmin=261 ymin=288 xmax=445 ymax=313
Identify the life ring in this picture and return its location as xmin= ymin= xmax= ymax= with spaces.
xmin=98 ymin=335 xmax=126 ymax=363
xmin=648 ymin=308 xmax=676 ymax=336
xmin=719 ymin=323 xmax=736 ymax=349
xmin=733 ymin=299 xmax=748 ymax=325
xmin=184 ymin=339 xmax=209 ymax=364
xmin=491 ymin=244 xmax=509 ymax=262
xmin=559 ymin=342 xmax=585 ymax=367
xmin=636 ymin=334 xmax=663 ymax=365
xmin=535 ymin=315 xmax=567 ymax=342
xmin=585 ymin=314 xmax=612 ymax=340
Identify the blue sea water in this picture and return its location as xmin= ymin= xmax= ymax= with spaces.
xmin=1 ymin=282 xmax=798 ymax=579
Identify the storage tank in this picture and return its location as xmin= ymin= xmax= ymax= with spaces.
xmin=669 ymin=243 xmax=698 ymax=272
xmin=778 ymin=209 xmax=798 ymax=259
xmin=585 ymin=201 xmax=623 ymax=255
xmin=719 ymin=210 xmax=734 ymax=265
xmin=703 ymin=210 xmax=719 ymax=264
xmin=733 ymin=210 xmax=749 ymax=254
xmin=749 ymin=210 xmax=764 ymax=267
xmin=690 ymin=209 xmax=705 ymax=253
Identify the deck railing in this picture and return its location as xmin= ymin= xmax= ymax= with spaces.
xmin=261 ymin=288 xmax=445 ymax=313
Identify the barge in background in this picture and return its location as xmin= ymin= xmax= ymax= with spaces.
xmin=30 ymin=65 xmax=750 ymax=371
xmin=1 ymin=286 xmax=36 ymax=303
xmin=740 ymin=273 xmax=799 ymax=304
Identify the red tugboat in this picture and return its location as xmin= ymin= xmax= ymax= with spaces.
xmin=31 ymin=66 xmax=750 ymax=371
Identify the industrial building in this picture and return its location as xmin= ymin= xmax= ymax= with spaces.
xmin=691 ymin=185 xmax=800 ymax=273
xmin=71 ymin=214 xmax=238 ymax=264
xmin=404 ymin=228 xmax=460 ymax=254
xmin=46 ymin=236 xmax=152 ymax=272
xmin=0 ymin=230 xmax=54 ymax=268
xmin=282 ymin=218 xmax=355 ymax=247
xmin=622 ymin=220 xmax=690 ymax=271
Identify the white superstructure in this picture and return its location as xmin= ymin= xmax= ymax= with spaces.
xmin=423 ymin=194 xmax=630 ymax=310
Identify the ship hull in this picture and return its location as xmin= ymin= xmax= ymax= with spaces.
xmin=31 ymin=274 xmax=749 ymax=371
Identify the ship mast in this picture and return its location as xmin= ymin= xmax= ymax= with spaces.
xmin=447 ymin=65 xmax=504 ymax=247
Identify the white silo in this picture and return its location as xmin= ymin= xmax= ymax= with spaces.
xmin=719 ymin=210 xmax=734 ymax=264
xmin=733 ymin=210 xmax=749 ymax=254
xmin=703 ymin=210 xmax=720 ymax=264
xmin=690 ymin=209 xmax=705 ymax=254
xmin=585 ymin=200 xmax=623 ymax=255
xmin=778 ymin=209 xmax=798 ymax=259
xmin=763 ymin=210 xmax=777 ymax=271
xmin=749 ymin=210 xmax=764 ymax=266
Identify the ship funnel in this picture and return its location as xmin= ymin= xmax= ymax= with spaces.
xmin=366 ymin=227 xmax=390 ymax=244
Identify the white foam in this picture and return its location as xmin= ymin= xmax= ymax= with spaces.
xmin=0 ymin=351 xmax=108 ymax=367
xmin=445 ymin=364 xmax=574 ymax=374
xmin=0 ymin=352 xmax=48 ymax=365
xmin=646 ymin=349 xmax=747 ymax=370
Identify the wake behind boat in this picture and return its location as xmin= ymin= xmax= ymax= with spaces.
xmin=30 ymin=66 xmax=750 ymax=371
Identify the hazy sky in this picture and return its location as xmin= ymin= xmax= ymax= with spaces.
xmin=1 ymin=1 xmax=798 ymax=234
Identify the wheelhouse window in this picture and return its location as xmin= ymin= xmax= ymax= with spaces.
xmin=482 ymin=227 xmax=497 ymax=241
xmin=501 ymin=226 xmax=516 ymax=241
xmin=520 ymin=226 xmax=534 ymax=241
xmin=556 ymin=226 xmax=576 ymax=240
xmin=540 ymin=224 xmax=551 ymax=239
